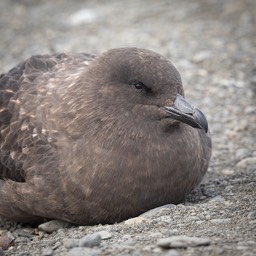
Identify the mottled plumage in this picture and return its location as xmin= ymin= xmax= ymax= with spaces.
xmin=0 ymin=48 xmax=211 ymax=225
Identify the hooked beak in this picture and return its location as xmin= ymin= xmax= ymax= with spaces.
xmin=161 ymin=94 xmax=208 ymax=133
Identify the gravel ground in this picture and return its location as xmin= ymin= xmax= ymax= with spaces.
xmin=0 ymin=0 xmax=255 ymax=255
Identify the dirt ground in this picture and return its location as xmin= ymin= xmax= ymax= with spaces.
xmin=0 ymin=0 xmax=255 ymax=255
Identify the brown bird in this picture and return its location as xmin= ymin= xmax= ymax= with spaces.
xmin=0 ymin=48 xmax=211 ymax=225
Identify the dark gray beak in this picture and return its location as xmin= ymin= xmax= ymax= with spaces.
xmin=161 ymin=94 xmax=208 ymax=133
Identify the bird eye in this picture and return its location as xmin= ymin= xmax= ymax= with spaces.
xmin=132 ymin=82 xmax=145 ymax=90
xmin=130 ymin=81 xmax=153 ymax=95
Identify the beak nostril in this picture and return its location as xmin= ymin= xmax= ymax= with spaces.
xmin=161 ymin=94 xmax=209 ymax=133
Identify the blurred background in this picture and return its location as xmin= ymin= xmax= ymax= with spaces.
xmin=0 ymin=0 xmax=255 ymax=180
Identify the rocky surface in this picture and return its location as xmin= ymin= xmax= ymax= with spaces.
xmin=0 ymin=0 xmax=255 ymax=255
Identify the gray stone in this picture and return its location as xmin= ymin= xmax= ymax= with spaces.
xmin=192 ymin=50 xmax=212 ymax=63
xmin=245 ymin=106 xmax=256 ymax=114
xmin=209 ymin=196 xmax=225 ymax=202
xmin=117 ymin=238 xmax=136 ymax=246
xmin=6 ymin=231 xmax=15 ymax=241
xmin=224 ymin=186 xmax=234 ymax=193
xmin=52 ymin=241 xmax=62 ymax=250
xmin=185 ymin=216 xmax=200 ymax=222
xmin=247 ymin=212 xmax=256 ymax=219
xmin=16 ymin=229 xmax=33 ymax=240
xmin=176 ymin=204 xmax=186 ymax=209
xmin=165 ymin=249 xmax=180 ymax=256
xmin=68 ymin=9 xmax=97 ymax=26
xmin=113 ymin=244 xmax=135 ymax=251
xmin=167 ymin=229 xmax=179 ymax=236
xmin=96 ymin=231 xmax=112 ymax=240
xmin=152 ymin=247 xmax=162 ymax=254
xmin=236 ymin=157 xmax=256 ymax=171
xmin=236 ymin=148 xmax=250 ymax=160
xmin=222 ymin=169 xmax=235 ymax=175
xmin=38 ymin=220 xmax=73 ymax=234
xmin=79 ymin=234 xmax=101 ymax=248
xmin=140 ymin=204 xmax=176 ymax=218
xmin=201 ymin=184 xmax=218 ymax=197
xmin=157 ymin=235 xmax=210 ymax=248
xmin=249 ymin=219 xmax=256 ymax=225
xmin=195 ymin=220 xmax=205 ymax=225
xmin=124 ymin=216 xmax=146 ymax=225
xmin=63 ymin=238 xmax=79 ymax=249
xmin=148 ymin=232 xmax=162 ymax=239
xmin=210 ymin=218 xmax=231 ymax=224
xmin=41 ymin=247 xmax=54 ymax=256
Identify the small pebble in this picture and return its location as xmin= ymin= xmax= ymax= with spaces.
xmin=201 ymin=184 xmax=218 ymax=197
xmin=236 ymin=157 xmax=256 ymax=171
xmin=176 ymin=204 xmax=186 ymax=209
xmin=249 ymin=219 xmax=256 ymax=225
xmin=235 ymin=148 xmax=250 ymax=160
xmin=165 ymin=249 xmax=180 ymax=256
xmin=113 ymin=244 xmax=135 ymax=250
xmin=16 ymin=229 xmax=33 ymax=240
xmin=195 ymin=220 xmax=205 ymax=225
xmin=247 ymin=212 xmax=256 ymax=219
xmin=152 ymin=247 xmax=162 ymax=253
xmin=68 ymin=9 xmax=97 ymax=26
xmin=6 ymin=232 xmax=15 ymax=241
xmin=209 ymin=196 xmax=225 ymax=202
xmin=124 ymin=216 xmax=146 ymax=225
xmin=157 ymin=235 xmax=210 ymax=248
xmin=245 ymin=106 xmax=256 ymax=114
xmin=192 ymin=50 xmax=211 ymax=63
xmin=148 ymin=232 xmax=162 ymax=239
xmin=210 ymin=218 xmax=231 ymax=224
xmin=52 ymin=241 xmax=62 ymax=250
xmin=41 ymin=247 xmax=53 ymax=256
xmin=96 ymin=231 xmax=112 ymax=240
xmin=141 ymin=204 xmax=176 ymax=218
xmin=38 ymin=220 xmax=73 ymax=233
xmin=63 ymin=238 xmax=79 ymax=249
xmin=222 ymin=169 xmax=235 ymax=175
xmin=79 ymin=234 xmax=101 ymax=248
xmin=0 ymin=231 xmax=6 ymax=236
xmin=0 ymin=233 xmax=14 ymax=250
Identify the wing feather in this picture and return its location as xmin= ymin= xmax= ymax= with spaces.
xmin=0 ymin=53 xmax=95 ymax=182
